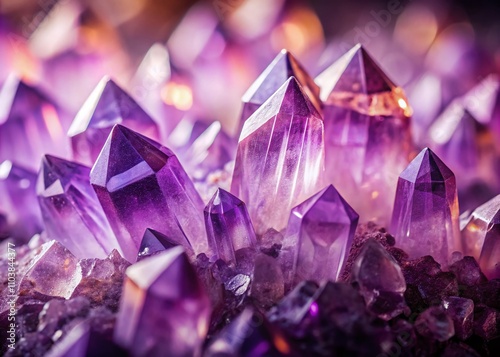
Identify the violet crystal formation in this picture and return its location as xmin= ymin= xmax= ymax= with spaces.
xmin=231 ymin=77 xmax=324 ymax=234
xmin=90 ymin=124 xmax=207 ymax=262
xmin=391 ymin=147 xmax=461 ymax=266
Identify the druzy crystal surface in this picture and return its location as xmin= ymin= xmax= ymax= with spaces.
xmin=315 ymin=44 xmax=413 ymax=225
xmin=68 ymin=77 xmax=160 ymax=166
xmin=283 ymin=184 xmax=358 ymax=286
xmin=231 ymin=77 xmax=324 ymax=234
xmin=204 ymin=188 xmax=256 ymax=267
xmin=114 ymin=246 xmax=211 ymax=357
xmin=240 ymin=49 xmax=321 ymax=126
xmin=90 ymin=124 xmax=207 ymax=262
xmin=37 ymin=155 xmax=119 ymax=259
xmin=0 ymin=160 xmax=42 ymax=241
xmin=461 ymin=194 xmax=500 ymax=279
xmin=0 ymin=75 xmax=67 ymax=170
xmin=391 ymin=147 xmax=461 ymax=266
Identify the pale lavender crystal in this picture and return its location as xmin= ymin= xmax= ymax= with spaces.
xmin=461 ymin=194 xmax=500 ymax=279
xmin=231 ymin=77 xmax=324 ymax=234
xmin=114 ymin=246 xmax=210 ymax=357
xmin=283 ymin=185 xmax=358 ymax=286
xmin=0 ymin=160 xmax=42 ymax=241
xmin=138 ymin=228 xmax=193 ymax=261
xmin=0 ymin=75 xmax=68 ymax=170
xmin=19 ymin=240 xmax=82 ymax=299
xmin=240 ymin=49 xmax=321 ymax=127
xmin=351 ymin=239 xmax=407 ymax=320
xmin=391 ymin=148 xmax=461 ymax=267
xmin=68 ymin=77 xmax=160 ymax=166
xmin=90 ymin=124 xmax=207 ymax=262
xmin=37 ymin=155 xmax=119 ymax=259
xmin=315 ymin=44 xmax=413 ymax=226
xmin=204 ymin=188 xmax=256 ymax=267
xmin=442 ymin=297 xmax=474 ymax=340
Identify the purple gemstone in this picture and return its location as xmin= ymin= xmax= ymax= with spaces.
xmin=204 ymin=188 xmax=256 ymax=267
xmin=37 ymin=155 xmax=119 ymax=259
xmin=283 ymin=185 xmax=358 ymax=287
xmin=391 ymin=147 xmax=461 ymax=267
xmin=0 ymin=160 xmax=43 ymax=242
xmin=473 ymin=305 xmax=500 ymax=340
xmin=90 ymin=124 xmax=208 ymax=262
xmin=461 ymin=194 xmax=500 ymax=279
xmin=442 ymin=296 xmax=474 ymax=340
xmin=414 ymin=306 xmax=455 ymax=342
xmin=351 ymin=239 xmax=407 ymax=320
xmin=251 ymin=253 xmax=285 ymax=308
xmin=316 ymin=44 xmax=413 ymax=226
xmin=240 ymin=49 xmax=321 ymax=128
xmin=231 ymin=77 xmax=324 ymax=234
xmin=0 ymin=75 xmax=68 ymax=170
xmin=68 ymin=77 xmax=160 ymax=166
xmin=114 ymin=246 xmax=211 ymax=357
xmin=137 ymin=228 xmax=193 ymax=261
xmin=19 ymin=240 xmax=81 ymax=299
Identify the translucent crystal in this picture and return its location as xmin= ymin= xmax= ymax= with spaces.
xmin=137 ymin=228 xmax=193 ymax=261
xmin=442 ymin=297 xmax=474 ymax=340
xmin=231 ymin=77 xmax=325 ymax=234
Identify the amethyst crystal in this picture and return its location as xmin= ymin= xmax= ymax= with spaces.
xmin=442 ymin=296 xmax=474 ymax=340
xmin=461 ymin=194 xmax=500 ymax=279
xmin=204 ymin=188 xmax=256 ymax=268
xmin=114 ymin=246 xmax=210 ymax=357
xmin=315 ymin=44 xmax=413 ymax=226
xmin=351 ymin=239 xmax=407 ymax=320
xmin=391 ymin=147 xmax=461 ymax=267
xmin=414 ymin=306 xmax=455 ymax=342
xmin=240 ymin=49 xmax=321 ymax=126
xmin=37 ymin=155 xmax=119 ymax=259
xmin=0 ymin=160 xmax=42 ymax=241
xmin=90 ymin=124 xmax=207 ymax=262
xmin=231 ymin=77 xmax=324 ymax=234
xmin=283 ymin=185 xmax=358 ymax=286
xmin=137 ymin=228 xmax=193 ymax=261
xmin=68 ymin=77 xmax=160 ymax=166
xmin=0 ymin=75 xmax=68 ymax=170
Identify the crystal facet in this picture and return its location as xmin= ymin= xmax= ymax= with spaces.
xmin=231 ymin=77 xmax=325 ymax=234
xmin=461 ymin=194 xmax=500 ymax=279
xmin=0 ymin=160 xmax=42 ymax=241
xmin=137 ymin=228 xmax=193 ymax=261
xmin=391 ymin=148 xmax=461 ymax=266
xmin=114 ymin=247 xmax=210 ymax=357
xmin=351 ymin=239 xmax=407 ymax=320
xmin=0 ymin=75 xmax=68 ymax=170
xmin=283 ymin=185 xmax=358 ymax=286
xmin=90 ymin=124 xmax=208 ymax=262
xmin=240 ymin=49 xmax=321 ymax=127
xmin=37 ymin=155 xmax=119 ymax=259
xmin=204 ymin=188 xmax=256 ymax=267
xmin=442 ymin=296 xmax=474 ymax=340
xmin=316 ymin=44 xmax=413 ymax=225
xmin=68 ymin=77 xmax=160 ymax=166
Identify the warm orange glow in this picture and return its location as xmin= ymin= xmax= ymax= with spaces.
xmin=274 ymin=334 xmax=291 ymax=354
xmin=161 ymin=82 xmax=193 ymax=111
xmin=41 ymin=104 xmax=64 ymax=141
xmin=394 ymin=4 xmax=438 ymax=55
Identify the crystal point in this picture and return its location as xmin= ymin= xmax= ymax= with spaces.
xmin=283 ymin=185 xmax=358 ymax=286
xmin=231 ymin=77 xmax=325 ymax=234
xmin=37 ymin=155 xmax=119 ymax=259
xmin=391 ymin=148 xmax=461 ymax=266
xmin=138 ymin=228 xmax=193 ymax=261
xmin=442 ymin=297 xmax=474 ymax=340
xmin=68 ymin=77 xmax=160 ymax=165
xmin=90 ymin=124 xmax=207 ymax=262
xmin=114 ymin=246 xmax=210 ymax=357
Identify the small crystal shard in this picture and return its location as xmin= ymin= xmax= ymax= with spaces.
xmin=204 ymin=188 xmax=256 ymax=268
xmin=316 ymin=44 xmax=413 ymax=225
xmin=240 ymin=49 xmax=321 ymax=127
xmin=114 ymin=246 xmax=210 ymax=357
xmin=442 ymin=296 xmax=474 ymax=340
xmin=461 ymin=194 xmax=500 ymax=279
xmin=391 ymin=147 xmax=461 ymax=266
xmin=283 ymin=184 xmax=358 ymax=286
xmin=37 ymin=155 xmax=119 ymax=259
xmin=19 ymin=241 xmax=82 ymax=299
xmin=0 ymin=160 xmax=43 ymax=241
xmin=137 ymin=228 xmax=193 ymax=261
xmin=414 ymin=306 xmax=455 ymax=342
xmin=351 ymin=239 xmax=407 ymax=320
xmin=68 ymin=77 xmax=160 ymax=166
xmin=0 ymin=75 xmax=68 ymax=170
xmin=231 ymin=77 xmax=325 ymax=234
xmin=90 ymin=124 xmax=207 ymax=262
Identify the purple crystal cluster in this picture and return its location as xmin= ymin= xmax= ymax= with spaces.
xmin=0 ymin=17 xmax=500 ymax=356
